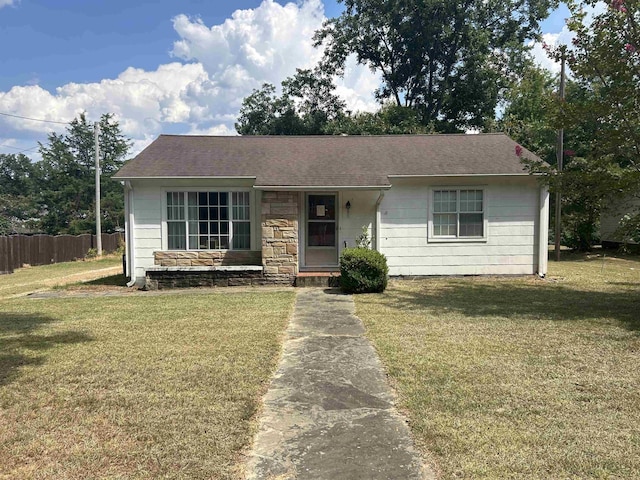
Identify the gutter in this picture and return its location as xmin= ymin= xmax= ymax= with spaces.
xmin=123 ymin=181 xmax=137 ymax=288
xmin=374 ymin=190 xmax=386 ymax=251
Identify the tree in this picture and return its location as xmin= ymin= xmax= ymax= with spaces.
xmin=497 ymin=63 xmax=605 ymax=250
xmin=324 ymin=104 xmax=431 ymax=134
xmin=314 ymin=0 xmax=558 ymax=132
xmin=0 ymin=153 xmax=41 ymax=235
xmin=38 ymin=113 xmax=131 ymax=235
xmin=545 ymin=0 xmax=640 ymax=244
xmin=236 ymin=68 xmax=347 ymax=135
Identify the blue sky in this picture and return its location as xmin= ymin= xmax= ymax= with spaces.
xmin=0 ymin=0 xmax=570 ymax=158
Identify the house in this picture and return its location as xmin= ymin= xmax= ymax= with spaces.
xmin=113 ymin=134 xmax=549 ymax=289
xmin=600 ymin=195 xmax=640 ymax=248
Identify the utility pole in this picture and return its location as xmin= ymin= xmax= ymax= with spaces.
xmin=554 ymin=48 xmax=566 ymax=262
xmin=94 ymin=121 xmax=102 ymax=256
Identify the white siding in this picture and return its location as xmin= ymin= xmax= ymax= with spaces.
xmin=379 ymin=178 xmax=541 ymax=276
xmin=131 ymin=185 xmax=162 ymax=281
xmin=338 ymin=190 xmax=379 ymax=252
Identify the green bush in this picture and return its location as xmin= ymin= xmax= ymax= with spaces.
xmin=339 ymin=247 xmax=389 ymax=294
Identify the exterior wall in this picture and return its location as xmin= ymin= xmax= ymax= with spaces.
xmin=338 ymin=190 xmax=380 ymax=251
xmin=261 ymin=191 xmax=299 ymax=284
xmin=379 ymin=177 xmax=541 ymax=276
xmin=145 ymin=269 xmax=265 ymax=290
xmin=601 ymin=195 xmax=640 ymax=244
xmin=130 ymin=183 xmax=163 ymax=281
xmin=127 ymin=178 xmax=260 ymax=284
xmin=154 ymin=250 xmax=261 ymax=266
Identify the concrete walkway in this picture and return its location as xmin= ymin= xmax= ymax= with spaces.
xmin=246 ymin=289 xmax=434 ymax=480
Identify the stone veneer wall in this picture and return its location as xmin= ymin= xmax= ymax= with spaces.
xmin=145 ymin=269 xmax=265 ymax=290
xmin=154 ymin=250 xmax=261 ymax=266
xmin=261 ymin=191 xmax=299 ymax=284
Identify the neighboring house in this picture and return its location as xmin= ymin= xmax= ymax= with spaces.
xmin=601 ymin=195 xmax=640 ymax=247
xmin=113 ymin=134 xmax=549 ymax=289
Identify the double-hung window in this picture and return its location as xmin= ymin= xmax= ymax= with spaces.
xmin=166 ymin=191 xmax=251 ymax=250
xmin=432 ymin=189 xmax=485 ymax=239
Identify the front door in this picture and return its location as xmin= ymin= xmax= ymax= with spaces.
xmin=304 ymin=193 xmax=338 ymax=267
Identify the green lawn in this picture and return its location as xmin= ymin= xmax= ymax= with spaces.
xmin=0 ymin=262 xmax=295 ymax=479
xmin=355 ymin=252 xmax=640 ymax=479
xmin=0 ymin=256 xmax=122 ymax=298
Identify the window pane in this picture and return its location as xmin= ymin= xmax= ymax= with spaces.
xmin=189 ymin=235 xmax=198 ymax=249
xmin=219 ymin=236 xmax=229 ymax=249
xmin=433 ymin=213 xmax=457 ymax=236
xmin=460 ymin=190 xmax=483 ymax=212
xmin=233 ymin=222 xmax=251 ymax=249
xmin=168 ymin=222 xmax=186 ymax=250
xmin=188 ymin=192 xmax=197 ymax=206
xmin=459 ymin=213 xmax=483 ymax=237
xmin=308 ymin=195 xmax=336 ymax=220
xmin=219 ymin=192 xmax=228 ymax=206
xmin=434 ymin=190 xmax=456 ymax=213
xmin=308 ymin=222 xmax=336 ymax=246
xmin=209 ymin=207 xmax=218 ymax=220
xmin=220 ymin=221 xmax=229 ymax=234
xmin=199 ymin=192 xmax=208 ymax=205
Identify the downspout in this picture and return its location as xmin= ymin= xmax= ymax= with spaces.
xmin=124 ymin=181 xmax=137 ymax=287
xmin=374 ymin=190 xmax=386 ymax=251
xmin=538 ymin=184 xmax=550 ymax=277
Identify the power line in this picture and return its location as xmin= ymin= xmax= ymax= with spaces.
xmin=0 ymin=142 xmax=40 ymax=154
xmin=0 ymin=111 xmax=69 ymax=125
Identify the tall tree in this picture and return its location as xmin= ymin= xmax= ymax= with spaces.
xmin=499 ymin=62 xmax=611 ymax=250
xmin=38 ymin=113 xmax=131 ymax=235
xmin=315 ymin=0 xmax=558 ymax=132
xmin=0 ymin=153 xmax=41 ymax=235
xmin=547 ymin=0 xmax=640 ymax=243
xmin=236 ymin=68 xmax=347 ymax=135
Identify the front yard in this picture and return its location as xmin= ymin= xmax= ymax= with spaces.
xmin=0 ymin=268 xmax=294 ymax=479
xmin=355 ymin=252 xmax=640 ymax=479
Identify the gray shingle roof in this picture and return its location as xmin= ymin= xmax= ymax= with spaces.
xmin=114 ymin=134 xmax=539 ymax=187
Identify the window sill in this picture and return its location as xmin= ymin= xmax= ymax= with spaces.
xmin=427 ymin=237 xmax=488 ymax=244
xmin=147 ymin=265 xmax=263 ymax=272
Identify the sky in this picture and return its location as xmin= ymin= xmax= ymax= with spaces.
xmin=0 ymin=0 xmax=573 ymax=160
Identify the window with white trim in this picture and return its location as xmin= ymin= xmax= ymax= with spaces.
xmin=433 ymin=189 xmax=484 ymax=238
xmin=166 ymin=191 xmax=251 ymax=250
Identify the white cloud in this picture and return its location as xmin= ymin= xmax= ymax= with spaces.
xmin=0 ymin=0 xmax=379 ymax=158
xmin=170 ymin=0 xmax=379 ymax=115
xmin=0 ymin=0 xmax=18 ymax=9
xmin=528 ymin=2 xmax=608 ymax=74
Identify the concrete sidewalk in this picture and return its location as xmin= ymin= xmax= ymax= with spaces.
xmin=246 ymin=288 xmax=434 ymax=479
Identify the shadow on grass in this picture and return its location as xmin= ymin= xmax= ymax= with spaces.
xmin=81 ymin=274 xmax=128 ymax=287
xmin=386 ymin=281 xmax=640 ymax=332
xmin=0 ymin=312 xmax=93 ymax=386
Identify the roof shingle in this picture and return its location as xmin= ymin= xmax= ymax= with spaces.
xmin=114 ymin=134 xmax=539 ymax=187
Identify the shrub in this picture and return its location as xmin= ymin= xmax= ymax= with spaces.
xmin=339 ymin=247 xmax=389 ymax=294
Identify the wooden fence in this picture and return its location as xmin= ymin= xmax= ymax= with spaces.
xmin=0 ymin=233 xmax=123 ymax=274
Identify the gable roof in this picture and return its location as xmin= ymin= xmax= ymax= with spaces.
xmin=114 ymin=133 xmax=539 ymax=187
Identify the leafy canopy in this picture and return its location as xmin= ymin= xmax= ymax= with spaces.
xmin=314 ymin=0 xmax=558 ymax=132
xmin=38 ymin=112 xmax=131 ymax=235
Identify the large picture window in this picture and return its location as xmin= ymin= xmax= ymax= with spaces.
xmin=166 ymin=191 xmax=251 ymax=250
xmin=433 ymin=189 xmax=484 ymax=238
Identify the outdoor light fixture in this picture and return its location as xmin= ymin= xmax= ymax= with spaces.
xmin=346 ymin=201 xmax=351 ymax=211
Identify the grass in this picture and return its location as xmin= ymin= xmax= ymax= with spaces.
xmin=355 ymin=251 xmax=640 ymax=479
xmin=0 ymin=261 xmax=295 ymax=479
xmin=0 ymin=255 xmax=122 ymax=298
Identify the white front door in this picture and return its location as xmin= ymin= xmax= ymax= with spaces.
xmin=304 ymin=193 xmax=338 ymax=267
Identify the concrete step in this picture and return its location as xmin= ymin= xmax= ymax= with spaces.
xmin=295 ymin=272 xmax=341 ymax=287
